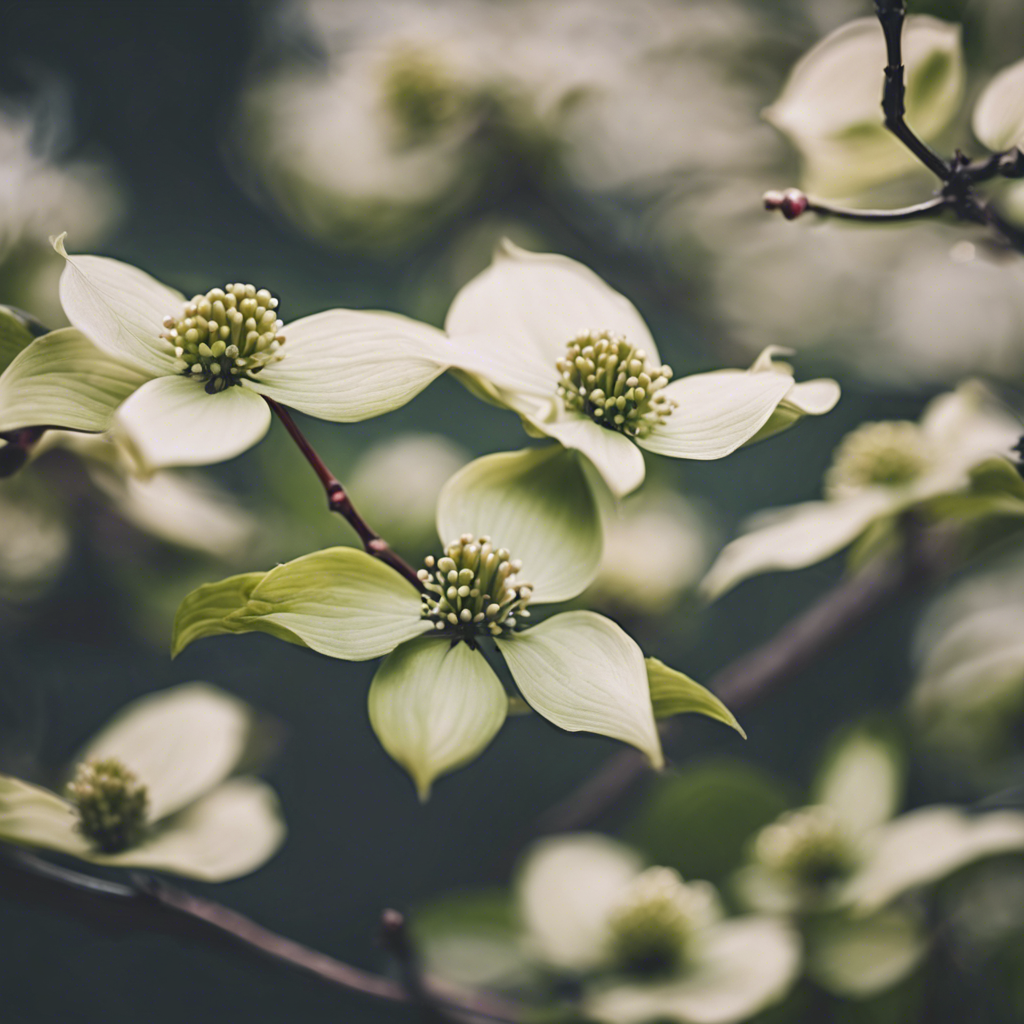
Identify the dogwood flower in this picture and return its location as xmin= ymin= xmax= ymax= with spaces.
xmin=50 ymin=235 xmax=449 ymax=472
xmin=0 ymin=683 xmax=285 ymax=881
xmin=441 ymin=242 xmax=839 ymax=496
xmin=734 ymin=724 xmax=1024 ymax=998
xmin=172 ymin=446 xmax=742 ymax=798
xmin=702 ymin=383 xmax=1021 ymax=599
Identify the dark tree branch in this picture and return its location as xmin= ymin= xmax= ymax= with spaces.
xmin=381 ymin=909 xmax=455 ymax=1024
xmin=764 ymin=189 xmax=950 ymax=223
xmin=263 ymin=397 xmax=425 ymax=592
xmin=0 ymin=850 xmax=521 ymax=1024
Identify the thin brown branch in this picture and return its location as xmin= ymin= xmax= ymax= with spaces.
xmin=381 ymin=908 xmax=456 ymax=1024
xmin=264 ymin=397 xmax=425 ymax=591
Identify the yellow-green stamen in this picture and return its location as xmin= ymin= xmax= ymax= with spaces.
xmin=824 ymin=421 xmax=930 ymax=498
xmin=753 ymin=806 xmax=859 ymax=891
xmin=66 ymin=757 xmax=149 ymax=854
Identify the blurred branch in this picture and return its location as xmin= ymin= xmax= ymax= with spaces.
xmin=532 ymin=526 xmax=952 ymax=835
xmin=263 ymin=397 xmax=425 ymax=591
xmin=380 ymin=908 xmax=457 ymax=1024
xmin=0 ymin=849 xmax=521 ymax=1024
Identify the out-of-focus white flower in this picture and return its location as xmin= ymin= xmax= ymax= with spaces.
xmin=0 ymin=475 xmax=70 ymax=601
xmin=973 ymin=56 xmax=1024 ymax=153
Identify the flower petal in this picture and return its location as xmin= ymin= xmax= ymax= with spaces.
xmin=107 ymin=778 xmax=285 ymax=881
xmin=0 ymin=328 xmax=150 ymax=434
xmin=0 ymin=305 xmax=38 ymax=374
xmin=55 ymin=235 xmax=182 ymax=377
xmin=701 ymin=491 xmax=895 ymax=600
xmin=646 ymin=658 xmax=745 ymax=738
xmin=750 ymin=378 xmax=843 ymax=446
xmin=637 ymin=370 xmax=794 ymax=461
xmin=973 ymin=57 xmax=1024 ymax=151
xmin=515 ymin=833 xmax=643 ymax=972
xmin=444 ymin=333 xmax=557 ymax=399
xmin=584 ymin=917 xmax=801 ymax=1024
xmin=78 ymin=682 xmax=255 ymax=822
xmin=496 ymin=611 xmax=663 ymax=767
xmin=436 ymin=446 xmax=603 ymax=603
xmin=0 ymin=775 xmax=92 ymax=859
xmin=446 ymin=240 xmax=659 ymax=366
xmin=248 ymin=309 xmax=448 ymax=421
xmin=368 ymin=638 xmax=507 ymax=800
xmin=115 ymin=376 xmax=271 ymax=471
xmin=172 ymin=571 xmax=269 ymax=658
xmin=844 ymin=807 xmax=1024 ymax=914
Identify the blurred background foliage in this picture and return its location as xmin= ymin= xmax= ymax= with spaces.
xmin=1 ymin=0 xmax=1024 ymax=1021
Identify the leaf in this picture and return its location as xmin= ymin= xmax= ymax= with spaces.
xmin=496 ymin=611 xmax=663 ymax=768
xmin=367 ymin=638 xmax=508 ymax=799
xmin=0 ymin=305 xmax=36 ymax=374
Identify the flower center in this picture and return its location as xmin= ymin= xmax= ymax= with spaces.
xmin=557 ymin=331 xmax=676 ymax=437
xmin=66 ymin=757 xmax=149 ymax=854
xmin=607 ymin=867 xmax=720 ymax=977
xmin=419 ymin=533 xmax=532 ymax=639
xmin=381 ymin=47 xmax=466 ymax=141
xmin=824 ymin=421 xmax=930 ymax=498
xmin=163 ymin=284 xmax=285 ymax=394
xmin=753 ymin=806 xmax=859 ymax=892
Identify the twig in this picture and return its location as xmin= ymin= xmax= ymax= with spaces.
xmin=263 ymin=397 xmax=425 ymax=591
xmin=380 ymin=909 xmax=455 ymax=1024
xmin=764 ymin=189 xmax=950 ymax=222
xmin=0 ymin=849 xmax=521 ymax=1024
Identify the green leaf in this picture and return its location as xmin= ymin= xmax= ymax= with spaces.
xmin=646 ymin=657 xmax=745 ymax=738
xmin=496 ymin=611 xmax=663 ymax=768
xmin=973 ymin=56 xmax=1024 ymax=151
xmin=0 ymin=328 xmax=149 ymax=434
xmin=436 ymin=446 xmax=603 ymax=603
xmin=927 ymin=457 xmax=1024 ymax=522
xmin=0 ymin=305 xmax=36 ymax=374
xmin=172 ymin=571 xmax=269 ymax=657
xmin=368 ymin=637 xmax=507 ymax=800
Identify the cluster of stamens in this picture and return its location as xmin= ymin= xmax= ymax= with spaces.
xmin=557 ymin=330 xmax=676 ymax=437
xmin=419 ymin=534 xmax=532 ymax=639
xmin=607 ymin=867 xmax=720 ymax=976
xmin=163 ymin=284 xmax=285 ymax=394
xmin=753 ymin=806 xmax=859 ymax=892
xmin=381 ymin=46 xmax=466 ymax=140
xmin=824 ymin=421 xmax=930 ymax=499
xmin=66 ymin=757 xmax=149 ymax=854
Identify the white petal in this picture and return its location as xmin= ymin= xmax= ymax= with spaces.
xmin=444 ymin=332 xmax=557 ymax=398
xmin=107 ymin=778 xmax=285 ymax=881
xmin=368 ymin=638 xmax=507 ymax=800
xmin=496 ymin=611 xmax=663 ymax=767
xmin=445 ymin=240 xmax=658 ymax=365
xmin=79 ymin=682 xmax=254 ymax=821
xmin=844 ymin=807 xmax=1024 ymax=913
xmin=585 ymin=917 xmax=802 ymax=1024
xmin=781 ymin=378 xmax=842 ymax=416
xmin=0 ymin=775 xmax=92 ymax=859
xmin=515 ymin=833 xmax=643 ymax=972
xmin=637 ymin=370 xmax=794 ymax=460
xmin=55 ymin=236 xmax=182 ymax=377
xmin=249 ymin=309 xmax=448 ymax=421
xmin=973 ymin=57 xmax=1024 ymax=151
xmin=115 ymin=376 xmax=271 ymax=471
xmin=0 ymin=328 xmax=150 ymax=434
xmin=436 ymin=446 xmax=603 ymax=603
xmin=701 ymin=491 xmax=895 ymax=600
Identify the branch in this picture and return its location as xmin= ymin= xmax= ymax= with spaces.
xmin=0 ymin=849 xmax=521 ymax=1024
xmin=381 ymin=909 xmax=457 ymax=1024
xmin=532 ymin=527 xmax=952 ymax=835
xmin=764 ymin=189 xmax=949 ymax=222
xmin=264 ymin=397 xmax=425 ymax=591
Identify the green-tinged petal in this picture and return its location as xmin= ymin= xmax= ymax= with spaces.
xmin=105 ymin=778 xmax=285 ymax=881
xmin=526 ymin=414 xmax=647 ymax=499
xmin=584 ymin=917 xmax=801 ymax=1024
xmin=646 ymin=658 xmax=745 ymax=739
xmin=0 ymin=329 xmax=149 ymax=434
xmin=55 ymin=235 xmax=182 ymax=377
xmin=78 ymin=683 xmax=254 ymax=822
xmin=436 ymin=446 xmax=603 ymax=603
xmin=172 ymin=571 xmax=268 ymax=657
xmin=0 ymin=305 xmax=37 ymax=373
xmin=807 ymin=908 xmax=927 ymax=998
xmin=248 ymin=309 xmax=448 ymax=421
xmin=973 ymin=57 xmax=1024 ymax=151
xmin=812 ymin=723 xmax=904 ymax=837
xmin=749 ymin=378 xmax=842 ymax=445
xmin=843 ymin=807 xmax=1024 ymax=913
xmin=497 ymin=611 xmax=662 ymax=767
xmin=515 ymin=833 xmax=643 ymax=972
xmin=368 ymin=638 xmax=507 ymax=800
xmin=445 ymin=239 xmax=659 ymax=367
xmin=115 ymin=376 xmax=271 ymax=472
xmin=637 ymin=370 xmax=794 ymax=461
xmin=732 ymin=863 xmax=806 ymax=915
xmin=0 ymin=775 xmax=92 ymax=858
xmin=701 ymin=491 xmax=895 ymax=600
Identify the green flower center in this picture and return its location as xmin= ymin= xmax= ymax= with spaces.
xmin=163 ymin=284 xmax=285 ymax=394
xmin=557 ymin=331 xmax=676 ymax=438
xmin=753 ymin=806 xmax=859 ymax=892
xmin=824 ymin=421 xmax=930 ymax=498
xmin=607 ymin=867 xmax=719 ymax=977
xmin=419 ymin=533 xmax=532 ymax=640
xmin=381 ymin=47 xmax=467 ymax=141
xmin=66 ymin=757 xmax=149 ymax=854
